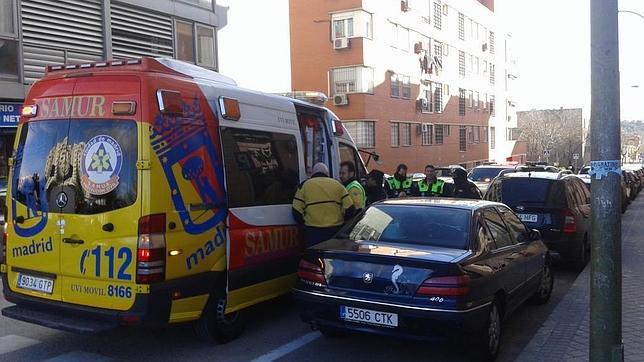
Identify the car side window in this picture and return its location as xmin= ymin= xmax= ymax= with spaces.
xmin=475 ymin=219 xmax=496 ymax=251
xmin=482 ymin=208 xmax=515 ymax=249
xmin=497 ymin=206 xmax=529 ymax=244
xmin=574 ymin=179 xmax=591 ymax=204
xmin=484 ymin=180 xmax=501 ymax=201
xmin=564 ymin=180 xmax=580 ymax=207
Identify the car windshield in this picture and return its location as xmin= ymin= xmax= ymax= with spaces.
xmin=342 ymin=205 xmax=471 ymax=249
xmin=469 ymin=167 xmax=509 ymax=181
xmin=500 ymin=178 xmax=565 ymax=207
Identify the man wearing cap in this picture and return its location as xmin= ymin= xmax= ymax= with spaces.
xmin=451 ymin=166 xmax=482 ymax=199
xmin=292 ymin=163 xmax=356 ymax=247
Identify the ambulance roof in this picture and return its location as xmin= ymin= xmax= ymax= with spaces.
xmin=155 ymin=58 xmax=237 ymax=86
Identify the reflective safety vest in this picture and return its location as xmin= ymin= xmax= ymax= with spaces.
xmin=292 ymin=176 xmax=353 ymax=227
xmin=386 ymin=176 xmax=413 ymax=197
xmin=416 ymin=178 xmax=445 ymax=196
xmin=345 ymin=180 xmax=366 ymax=210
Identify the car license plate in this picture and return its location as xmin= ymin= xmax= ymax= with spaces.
xmin=16 ymin=273 xmax=54 ymax=294
xmin=518 ymin=213 xmax=538 ymax=223
xmin=340 ymin=306 xmax=398 ymax=328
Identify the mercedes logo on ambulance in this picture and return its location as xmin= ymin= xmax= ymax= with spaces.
xmin=56 ymin=191 xmax=68 ymax=208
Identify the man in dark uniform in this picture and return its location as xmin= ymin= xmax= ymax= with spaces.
xmin=385 ymin=164 xmax=413 ymax=198
xmin=451 ymin=166 xmax=482 ymax=199
xmin=365 ymin=169 xmax=387 ymax=205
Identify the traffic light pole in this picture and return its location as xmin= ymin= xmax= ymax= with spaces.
xmin=590 ymin=0 xmax=623 ymax=361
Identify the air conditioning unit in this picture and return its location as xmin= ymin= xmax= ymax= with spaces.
xmin=414 ymin=42 xmax=423 ymax=54
xmin=482 ymin=43 xmax=488 ymax=52
xmin=417 ymin=98 xmax=429 ymax=111
xmin=333 ymin=94 xmax=349 ymax=106
xmin=401 ymin=0 xmax=410 ymax=12
xmin=333 ymin=38 xmax=350 ymax=50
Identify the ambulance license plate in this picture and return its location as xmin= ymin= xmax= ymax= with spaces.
xmin=16 ymin=273 xmax=54 ymax=294
xmin=340 ymin=306 xmax=398 ymax=328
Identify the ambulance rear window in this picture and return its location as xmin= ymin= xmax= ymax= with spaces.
xmin=221 ymin=127 xmax=300 ymax=208
xmin=12 ymin=120 xmax=137 ymax=215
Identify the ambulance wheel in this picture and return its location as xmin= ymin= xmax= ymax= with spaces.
xmin=193 ymin=295 xmax=245 ymax=344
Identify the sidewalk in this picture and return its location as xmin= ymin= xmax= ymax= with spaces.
xmin=518 ymin=195 xmax=644 ymax=361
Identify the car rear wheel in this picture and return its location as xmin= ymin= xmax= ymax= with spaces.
xmin=473 ymin=301 xmax=502 ymax=361
xmin=572 ymin=236 xmax=590 ymax=271
xmin=530 ymin=261 xmax=554 ymax=305
xmin=193 ymin=295 xmax=245 ymax=344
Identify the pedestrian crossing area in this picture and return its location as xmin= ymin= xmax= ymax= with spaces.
xmin=0 ymin=334 xmax=113 ymax=361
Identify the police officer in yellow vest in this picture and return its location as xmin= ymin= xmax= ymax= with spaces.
xmin=292 ymin=163 xmax=356 ymax=247
xmin=339 ymin=161 xmax=366 ymax=211
xmin=412 ymin=164 xmax=448 ymax=197
xmin=385 ymin=163 xmax=413 ymax=198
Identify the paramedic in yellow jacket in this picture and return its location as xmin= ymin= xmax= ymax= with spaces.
xmin=292 ymin=163 xmax=356 ymax=247
xmin=339 ymin=161 xmax=366 ymax=212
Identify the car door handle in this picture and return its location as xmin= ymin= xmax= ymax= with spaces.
xmin=62 ymin=238 xmax=85 ymax=245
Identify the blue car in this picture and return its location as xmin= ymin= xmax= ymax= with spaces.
xmin=294 ymin=199 xmax=553 ymax=361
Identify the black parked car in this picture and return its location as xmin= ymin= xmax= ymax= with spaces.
xmin=484 ymin=172 xmax=591 ymax=269
xmin=294 ymin=199 xmax=553 ymax=361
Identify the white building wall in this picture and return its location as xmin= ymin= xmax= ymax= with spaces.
xmin=216 ymin=0 xmax=292 ymax=93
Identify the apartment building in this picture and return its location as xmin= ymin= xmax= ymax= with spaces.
xmin=0 ymin=0 xmax=221 ymax=180
xmin=290 ymin=0 xmax=523 ymax=172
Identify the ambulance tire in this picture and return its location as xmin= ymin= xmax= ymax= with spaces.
xmin=193 ymin=295 xmax=245 ymax=344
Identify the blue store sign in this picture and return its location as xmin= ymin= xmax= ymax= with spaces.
xmin=0 ymin=102 xmax=21 ymax=128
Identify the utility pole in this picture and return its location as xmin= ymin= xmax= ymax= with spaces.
xmin=590 ymin=0 xmax=623 ymax=361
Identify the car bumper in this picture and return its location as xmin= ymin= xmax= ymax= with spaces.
xmin=293 ymin=288 xmax=490 ymax=341
xmin=1 ymin=271 xmax=223 ymax=334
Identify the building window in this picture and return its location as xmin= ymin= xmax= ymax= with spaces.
xmin=398 ymin=26 xmax=410 ymax=51
xmin=482 ymin=126 xmax=488 ymax=143
xmin=483 ymin=93 xmax=488 ymax=110
xmin=196 ymin=24 xmax=216 ymax=68
xmin=331 ymin=66 xmax=374 ymax=94
xmin=422 ymin=87 xmax=433 ymax=112
xmin=490 ymin=31 xmax=495 ymax=54
xmin=402 ymin=123 xmax=412 ymax=146
xmin=344 ymin=121 xmax=375 ymax=148
xmin=490 ymin=126 xmax=496 ymax=149
xmin=459 ymin=51 xmax=465 ymax=77
xmin=421 ymin=124 xmax=433 ymax=145
xmin=467 ymin=90 xmax=473 ymax=108
xmin=468 ymin=126 xmax=474 ymax=144
xmin=435 ymin=125 xmax=444 ymax=144
xmin=390 ymin=73 xmax=400 ymax=97
xmin=177 ymin=0 xmax=214 ymax=10
xmin=475 ymin=91 xmax=480 ymax=110
xmin=433 ymin=82 xmax=442 ymax=113
xmin=176 ymin=20 xmax=195 ymax=62
xmin=459 ymin=88 xmax=466 ymax=116
xmin=490 ymin=63 xmax=495 ymax=85
xmin=391 ymin=123 xmax=400 ymax=147
xmin=0 ymin=0 xmax=18 ymax=81
xmin=474 ymin=126 xmax=480 ymax=143
xmin=490 ymin=95 xmax=495 ymax=115
xmin=434 ymin=41 xmax=443 ymax=64
xmin=0 ymin=0 xmax=15 ymax=35
xmin=458 ymin=12 xmax=465 ymax=40
xmin=401 ymin=75 xmax=411 ymax=99
xmin=333 ymin=18 xmax=354 ymax=38
xmin=433 ymin=2 xmax=442 ymax=30
xmin=459 ymin=126 xmax=467 ymax=152
xmin=467 ymin=54 xmax=473 ymax=74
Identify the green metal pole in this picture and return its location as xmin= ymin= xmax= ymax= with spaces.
xmin=590 ymin=0 xmax=623 ymax=360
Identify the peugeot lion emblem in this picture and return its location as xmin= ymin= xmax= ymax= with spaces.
xmin=516 ymin=205 xmax=525 ymax=212
xmin=56 ymin=192 xmax=68 ymax=208
xmin=363 ymin=272 xmax=374 ymax=284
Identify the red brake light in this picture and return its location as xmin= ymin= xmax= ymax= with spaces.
xmin=137 ymin=214 xmax=166 ymax=284
xmin=562 ymin=209 xmax=577 ymax=233
xmin=297 ymin=259 xmax=326 ymax=287
xmin=416 ymin=275 xmax=471 ymax=297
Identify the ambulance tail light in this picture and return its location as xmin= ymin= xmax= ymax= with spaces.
xmin=21 ymin=105 xmax=37 ymax=117
xmin=218 ymin=97 xmax=241 ymax=121
xmin=137 ymin=214 xmax=166 ymax=284
xmin=156 ymin=90 xmax=183 ymax=115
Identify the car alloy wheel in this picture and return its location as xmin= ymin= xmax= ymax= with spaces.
xmin=537 ymin=264 xmax=553 ymax=298
xmin=487 ymin=303 xmax=501 ymax=356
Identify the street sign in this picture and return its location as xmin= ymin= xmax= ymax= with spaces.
xmin=543 ymin=149 xmax=551 ymax=157
xmin=0 ymin=102 xmax=21 ymax=128
xmin=573 ymin=153 xmax=580 ymax=160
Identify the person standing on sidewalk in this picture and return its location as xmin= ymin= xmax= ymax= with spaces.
xmin=339 ymin=161 xmax=366 ymax=212
xmin=385 ymin=163 xmax=413 ymax=198
xmin=451 ymin=166 xmax=481 ymax=199
xmin=292 ymin=163 xmax=355 ymax=247
xmin=411 ymin=164 xmax=447 ymax=197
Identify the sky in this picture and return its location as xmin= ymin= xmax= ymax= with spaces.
xmin=498 ymin=0 xmax=644 ymax=121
